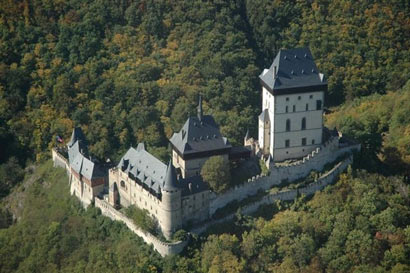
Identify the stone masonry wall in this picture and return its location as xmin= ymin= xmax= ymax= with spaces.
xmin=209 ymin=137 xmax=360 ymax=215
xmin=241 ymin=156 xmax=352 ymax=215
xmin=192 ymin=155 xmax=353 ymax=235
xmin=52 ymin=148 xmax=69 ymax=172
xmin=94 ymin=198 xmax=188 ymax=257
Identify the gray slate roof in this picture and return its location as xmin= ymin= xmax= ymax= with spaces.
xmin=68 ymin=141 xmax=80 ymax=165
xmin=118 ymin=143 xmax=168 ymax=194
xmin=67 ymin=127 xmax=87 ymax=148
xmin=169 ymin=115 xmax=232 ymax=156
xmin=118 ymin=144 xmax=209 ymax=196
xmin=71 ymin=153 xmax=83 ymax=174
xmin=163 ymin=161 xmax=179 ymax=191
xmin=259 ymin=47 xmax=327 ymax=92
xmin=67 ymin=127 xmax=105 ymax=180
xmin=81 ymin=156 xmax=105 ymax=181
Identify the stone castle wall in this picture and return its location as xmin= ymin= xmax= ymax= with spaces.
xmin=209 ymin=137 xmax=360 ymax=215
xmin=192 ymin=155 xmax=353 ymax=235
xmin=52 ymin=148 xmax=69 ymax=172
xmin=241 ymin=156 xmax=352 ymax=215
xmin=95 ymin=198 xmax=188 ymax=257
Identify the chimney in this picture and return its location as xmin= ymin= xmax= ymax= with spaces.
xmin=273 ymin=66 xmax=277 ymax=79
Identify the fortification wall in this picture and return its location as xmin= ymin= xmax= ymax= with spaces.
xmin=95 ymin=198 xmax=188 ymax=257
xmin=52 ymin=148 xmax=70 ymax=175
xmin=209 ymin=138 xmax=360 ymax=215
xmin=240 ymin=157 xmax=352 ymax=215
xmin=192 ymin=155 xmax=352 ymax=234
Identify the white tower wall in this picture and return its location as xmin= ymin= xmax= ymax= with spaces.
xmin=259 ymin=89 xmax=324 ymax=162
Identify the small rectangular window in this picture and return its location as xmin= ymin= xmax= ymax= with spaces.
xmin=286 ymin=97 xmax=289 ymax=101
xmin=310 ymin=95 xmax=313 ymax=99
xmin=285 ymin=139 xmax=290 ymax=148
xmin=312 ymin=139 xmax=315 ymax=145
xmin=293 ymin=105 xmax=296 ymax=112
xmin=298 ymin=96 xmax=301 ymax=100
xmin=306 ymin=104 xmax=309 ymax=111
xmin=285 ymin=106 xmax=288 ymax=113
xmin=316 ymin=100 xmax=322 ymax=110
xmin=302 ymin=138 xmax=306 ymax=146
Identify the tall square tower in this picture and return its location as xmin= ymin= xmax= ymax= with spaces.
xmin=258 ymin=48 xmax=327 ymax=162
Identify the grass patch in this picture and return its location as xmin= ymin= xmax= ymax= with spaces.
xmin=0 ymin=160 xmax=163 ymax=272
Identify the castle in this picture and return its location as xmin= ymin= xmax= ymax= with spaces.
xmin=53 ymin=47 xmax=358 ymax=243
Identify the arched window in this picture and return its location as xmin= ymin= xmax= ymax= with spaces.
xmin=286 ymin=119 xmax=291 ymax=131
xmin=120 ymin=180 xmax=125 ymax=188
xmin=301 ymin=117 xmax=306 ymax=130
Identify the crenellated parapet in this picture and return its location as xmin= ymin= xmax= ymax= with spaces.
xmin=209 ymin=135 xmax=360 ymax=216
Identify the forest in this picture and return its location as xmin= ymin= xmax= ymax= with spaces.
xmin=0 ymin=0 xmax=409 ymax=272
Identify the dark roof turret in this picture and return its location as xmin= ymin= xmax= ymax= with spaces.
xmin=163 ymin=160 xmax=179 ymax=191
xmin=67 ymin=127 xmax=87 ymax=148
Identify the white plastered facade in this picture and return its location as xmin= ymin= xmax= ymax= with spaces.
xmin=259 ymin=87 xmax=324 ymax=161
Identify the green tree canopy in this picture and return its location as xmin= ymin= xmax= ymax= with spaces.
xmin=201 ymin=156 xmax=231 ymax=193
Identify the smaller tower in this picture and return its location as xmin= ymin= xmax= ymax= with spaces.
xmin=160 ymin=160 xmax=182 ymax=239
xmin=243 ymin=129 xmax=249 ymax=146
xmin=258 ymin=109 xmax=271 ymax=156
xmin=197 ymin=95 xmax=203 ymax=121
xmin=109 ymin=182 xmax=119 ymax=208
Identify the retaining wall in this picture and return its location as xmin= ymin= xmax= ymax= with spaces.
xmin=192 ymin=155 xmax=352 ymax=234
xmin=209 ymin=138 xmax=360 ymax=215
xmin=94 ymin=198 xmax=188 ymax=257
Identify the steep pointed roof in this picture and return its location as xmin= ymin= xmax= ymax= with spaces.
xmin=259 ymin=47 xmax=327 ymax=94
xmin=68 ymin=140 xmax=80 ymax=164
xmin=170 ymin=97 xmax=232 ymax=157
xmin=71 ymin=153 xmax=84 ymax=174
xmin=170 ymin=115 xmax=232 ymax=156
xmin=163 ymin=160 xmax=179 ymax=191
xmin=67 ymin=127 xmax=87 ymax=148
xmin=81 ymin=156 xmax=105 ymax=180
